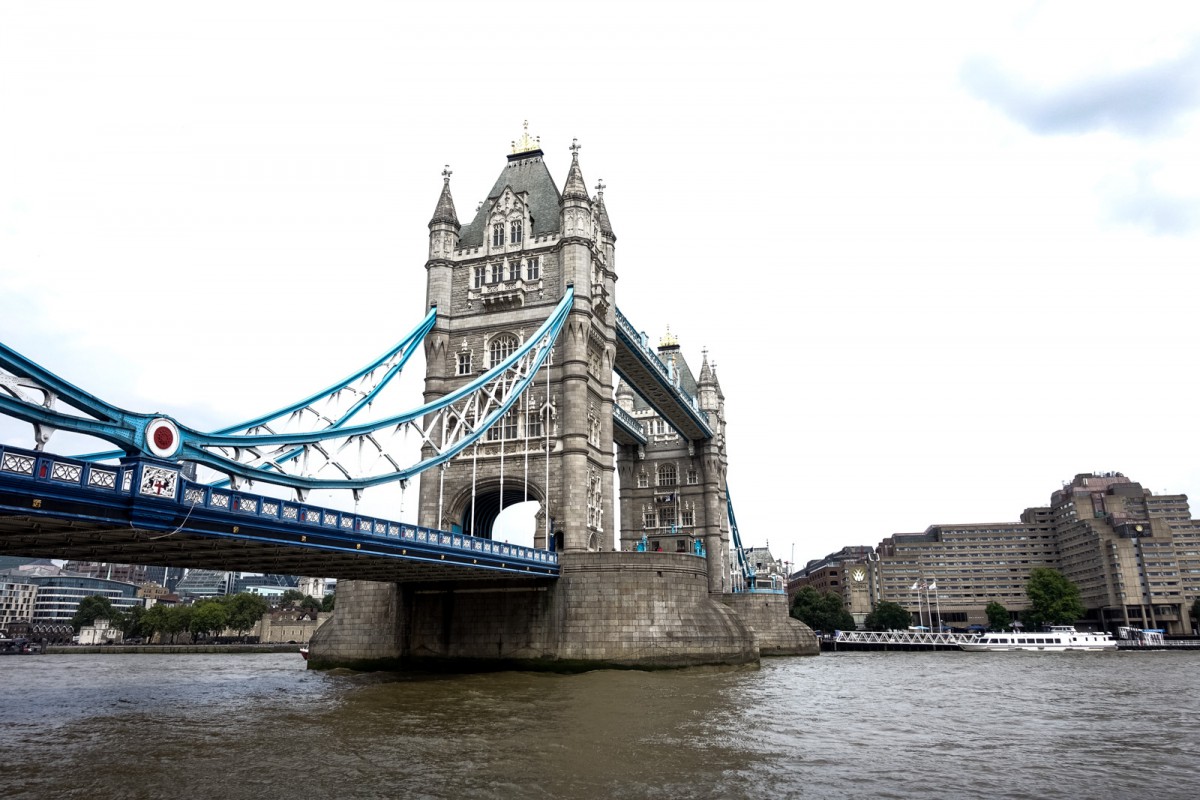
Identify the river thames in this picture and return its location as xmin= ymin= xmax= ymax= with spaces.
xmin=2 ymin=650 xmax=1197 ymax=799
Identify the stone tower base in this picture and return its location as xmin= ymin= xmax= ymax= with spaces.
xmin=307 ymin=553 xmax=817 ymax=672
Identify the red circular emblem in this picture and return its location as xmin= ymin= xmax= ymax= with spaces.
xmin=153 ymin=426 xmax=175 ymax=450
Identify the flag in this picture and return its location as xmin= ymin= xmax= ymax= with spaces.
xmin=910 ymin=582 xmax=919 ymax=591
xmin=927 ymin=581 xmax=937 ymax=591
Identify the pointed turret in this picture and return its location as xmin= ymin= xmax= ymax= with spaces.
xmin=426 ymin=165 xmax=458 ymax=315
xmin=428 ymin=166 xmax=460 ymax=230
xmin=594 ymin=180 xmax=614 ymax=239
xmin=562 ymin=139 xmax=590 ymax=203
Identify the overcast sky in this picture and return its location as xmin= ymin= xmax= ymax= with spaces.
xmin=2 ymin=3 xmax=1199 ymax=569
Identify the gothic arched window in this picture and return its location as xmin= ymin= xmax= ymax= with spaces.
xmin=510 ymin=220 xmax=523 ymax=244
xmin=657 ymin=464 xmax=678 ymax=487
xmin=492 ymin=223 xmax=504 ymax=248
xmin=489 ymin=334 xmax=518 ymax=368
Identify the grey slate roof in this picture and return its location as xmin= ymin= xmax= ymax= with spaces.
xmin=458 ymin=150 xmax=562 ymax=248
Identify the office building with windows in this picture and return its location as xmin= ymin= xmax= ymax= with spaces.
xmin=794 ymin=472 xmax=1200 ymax=634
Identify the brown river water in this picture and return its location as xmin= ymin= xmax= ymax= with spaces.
xmin=1 ymin=650 xmax=1197 ymax=799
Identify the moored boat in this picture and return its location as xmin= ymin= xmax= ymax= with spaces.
xmin=959 ymin=625 xmax=1116 ymax=652
xmin=299 ymin=645 xmax=309 ymax=660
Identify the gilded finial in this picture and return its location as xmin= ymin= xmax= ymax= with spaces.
xmin=512 ymin=120 xmax=540 ymax=154
xmin=659 ymin=325 xmax=678 ymax=348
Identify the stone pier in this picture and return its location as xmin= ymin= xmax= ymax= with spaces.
xmin=307 ymin=552 xmax=817 ymax=672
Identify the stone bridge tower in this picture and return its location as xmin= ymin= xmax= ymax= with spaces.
xmin=418 ymin=131 xmax=618 ymax=553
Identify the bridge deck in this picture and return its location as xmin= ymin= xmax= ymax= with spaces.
xmin=0 ymin=446 xmax=558 ymax=584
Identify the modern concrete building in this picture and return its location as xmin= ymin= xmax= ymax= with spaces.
xmin=0 ymin=577 xmax=37 ymax=629
xmin=796 ymin=472 xmax=1200 ymax=634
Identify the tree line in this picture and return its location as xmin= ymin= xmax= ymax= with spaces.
xmin=71 ymin=589 xmax=335 ymax=643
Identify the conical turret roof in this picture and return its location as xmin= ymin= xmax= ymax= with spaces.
xmin=561 ymin=139 xmax=589 ymax=202
xmin=428 ymin=166 xmax=460 ymax=229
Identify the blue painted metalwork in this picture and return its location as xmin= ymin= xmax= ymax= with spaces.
xmin=613 ymin=307 xmax=713 ymax=440
xmin=0 ymin=443 xmax=558 ymax=576
xmin=726 ymin=486 xmax=781 ymax=594
xmin=0 ymin=290 xmax=573 ymax=492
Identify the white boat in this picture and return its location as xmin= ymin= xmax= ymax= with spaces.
xmin=959 ymin=625 xmax=1116 ymax=652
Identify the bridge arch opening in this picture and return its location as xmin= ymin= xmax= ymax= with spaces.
xmin=456 ymin=481 xmax=545 ymax=544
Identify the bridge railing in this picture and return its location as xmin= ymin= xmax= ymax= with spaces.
xmin=0 ymin=444 xmax=558 ymax=568
xmin=611 ymin=403 xmax=644 ymax=436
xmin=613 ymin=308 xmax=710 ymax=429
xmin=834 ymin=630 xmax=982 ymax=646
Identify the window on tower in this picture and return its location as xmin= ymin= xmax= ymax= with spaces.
xmin=489 ymin=263 xmax=503 ymax=283
xmin=658 ymin=464 xmax=678 ymax=487
xmin=473 ymin=266 xmax=485 ymax=289
xmin=510 ymin=220 xmax=523 ymax=244
xmin=637 ymin=472 xmax=648 ymax=489
xmin=489 ymin=334 xmax=518 ymax=368
xmin=492 ymin=223 xmax=504 ymax=248
xmin=527 ymin=257 xmax=540 ymax=280
xmin=526 ymin=409 xmax=543 ymax=438
xmin=457 ymin=352 xmax=472 ymax=376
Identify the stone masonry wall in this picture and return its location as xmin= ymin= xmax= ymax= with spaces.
xmin=305 ymin=580 xmax=403 ymax=669
xmin=720 ymin=593 xmax=819 ymax=656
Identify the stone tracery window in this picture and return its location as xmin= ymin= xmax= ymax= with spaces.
xmin=510 ymin=220 xmax=523 ymax=244
xmin=492 ymin=223 xmax=504 ymax=248
xmin=489 ymin=334 xmax=518 ymax=368
xmin=657 ymin=463 xmax=677 ymax=487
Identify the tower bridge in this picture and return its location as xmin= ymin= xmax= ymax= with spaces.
xmin=0 ymin=131 xmax=817 ymax=670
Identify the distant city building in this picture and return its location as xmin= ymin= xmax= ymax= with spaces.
xmin=174 ymin=569 xmax=234 ymax=599
xmin=796 ymin=472 xmax=1200 ymax=634
xmin=234 ymin=573 xmax=298 ymax=595
xmin=64 ymin=561 xmax=147 ymax=584
xmin=142 ymin=565 xmax=186 ymax=593
xmin=78 ymin=618 xmax=123 ymax=645
xmin=0 ymin=577 xmax=37 ymax=629
xmin=22 ymin=574 xmax=140 ymax=624
xmin=297 ymin=576 xmax=333 ymax=599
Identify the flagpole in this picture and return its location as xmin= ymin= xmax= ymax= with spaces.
xmin=931 ymin=581 xmax=942 ymax=633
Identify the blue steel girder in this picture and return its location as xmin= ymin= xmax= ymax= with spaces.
xmin=0 ymin=445 xmax=559 ymax=582
xmin=612 ymin=308 xmax=713 ymax=443
xmin=0 ymin=289 xmax=574 ymax=493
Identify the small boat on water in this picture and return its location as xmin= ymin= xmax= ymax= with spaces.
xmin=299 ymin=645 xmax=309 ymax=660
xmin=959 ymin=625 xmax=1116 ymax=652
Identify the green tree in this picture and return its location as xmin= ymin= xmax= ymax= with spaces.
xmin=71 ymin=595 xmax=116 ymax=632
xmin=189 ymin=600 xmax=229 ymax=641
xmin=120 ymin=605 xmax=146 ymax=639
xmin=163 ymin=605 xmax=192 ymax=644
xmin=225 ymin=593 xmax=270 ymax=638
xmin=1025 ymin=567 xmax=1086 ymax=628
xmin=320 ymin=593 xmax=335 ymax=613
xmin=277 ymin=589 xmax=306 ymax=608
xmin=142 ymin=604 xmax=169 ymax=643
xmin=299 ymin=595 xmax=321 ymax=612
xmin=789 ymin=587 xmax=856 ymax=633
xmin=863 ymin=600 xmax=912 ymax=632
xmin=985 ymin=601 xmax=1011 ymax=631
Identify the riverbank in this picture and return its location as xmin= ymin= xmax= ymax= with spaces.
xmin=41 ymin=643 xmax=303 ymax=655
